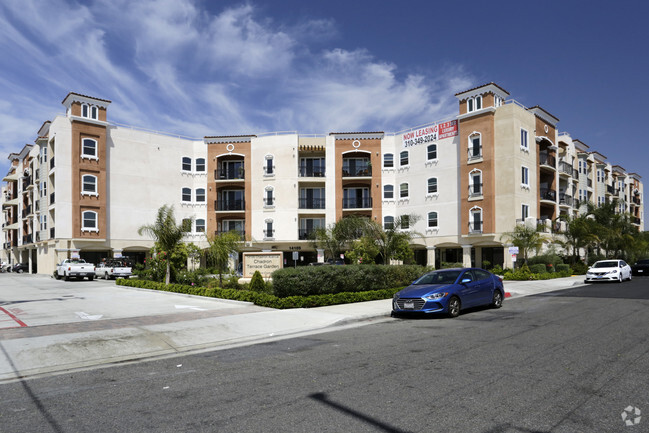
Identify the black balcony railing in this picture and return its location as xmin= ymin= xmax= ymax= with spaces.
xmin=468 ymin=183 xmax=483 ymax=197
xmin=540 ymin=188 xmax=556 ymax=201
xmin=215 ymin=199 xmax=245 ymax=211
xmin=342 ymin=165 xmax=371 ymax=177
xmin=559 ymin=193 xmax=573 ymax=206
xmin=633 ymin=217 xmax=641 ymax=225
xmin=633 ymin=197 xmax=642 ymax=205
xmin=22 ymin=176 xmax=32 ymax=190
xmin=50 ymin=192 xmax=55 ymax=205
xmin=24 ymin=205 xmax=32 ymax=216
xmin=263 ymin=198 xmax=275 ymax=206
xmin=607 ymin=185 xmax=614 ymax=194
xmin=468 ymin=146 xmax=482 ymax=161
xmin=22 ymin=234 xmax=33 ymax=245
xmin=342 ymin=197 xmax=372 ymax=209
xmin=539 ymin=153 xmax=556 ymax=168
xmin=299 ymin=165 xmax=326 ymax=177
xmin=469 ymin=220 xmax=483 ymax=234
xmin=214 ymin=168 xmax=245 ymax=180
xmin=263 ymin=229 xmax=275 ymax=238
xmin=298 ymin=229 xmax=318 ymax=240
xmin=298 ymin=198 xmax=326 ymax=209
xmin=559 ymin=161 xmax=573 ymax=175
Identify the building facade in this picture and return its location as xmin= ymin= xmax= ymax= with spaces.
xmin=2 ymin=84 xmax=644 ymax=274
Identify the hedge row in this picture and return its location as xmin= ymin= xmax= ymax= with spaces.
xmin=116 ymin=278 xmax=401 ymax=309
xmin=271 ymin=264 xmax=427 ymax=298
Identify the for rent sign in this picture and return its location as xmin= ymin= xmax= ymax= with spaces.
xmin=401 ymin=120 xmax=458 ymax=148
xmin=243 ymin=252 xmax=283 ymax=278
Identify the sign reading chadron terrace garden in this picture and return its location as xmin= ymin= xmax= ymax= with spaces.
xmin=242 ymin=252 xmax=283 ymax=278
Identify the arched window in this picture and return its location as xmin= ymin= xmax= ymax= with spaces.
xmin=383 ymin=184 xmax=394 ymax=199
xmin=400 ymin=150 xmax=409 ymax=167
xmin=428 ymin=211 xmax=438 ymax=228
xmin=383 ymin=153 xmax=394 ymax=168
xmin=181 ymin=187 xmax=191 ymax=202
xmin=427 ymin=144 xmax=437 ymax=161
xmin=82 ymin=210 xmax=98 ymax=231
xmin=195 ymin=219 xmax=206 ymax=233
xmin=469 ymin=169 xmax=482 ymax=197
xmin=195 ymin=188 xmax=206 ymax=203
xmin=195 ymin=158 xmax=206 ymax=172
xmin=468 ymin=132 xmax=482 ymax=160
xmin=384 ymin=216 xmax=394 ymax=230
xmin=399 ymin=183 xmax=409 ymax=199
xmin=264 ymin=219 xmax=274 ymax=239
xmin=469 ymin=206 xmax=483 ymax=233
xmin=265 ymin=155 xmax=274 ymax=175
xmin=264 ymin=186 xmax=274 ymax=207
xmin=82 ymin=174 xmax=97 ymax=195
xmin=427 ymin=177 xmax=438 ymax=194
xmin=182 ymin=157 xmax=192 ymax=172
xmin=82 ymin=138 xmax=97 ymax=158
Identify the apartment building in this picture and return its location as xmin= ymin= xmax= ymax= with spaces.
xmin=2 ymin=84 xmax=644 ymax=274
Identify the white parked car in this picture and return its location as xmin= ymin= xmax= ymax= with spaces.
xmin=95 ymin=260 xmax=132 ymax=280
xmin=56 ymin=259 xmax=95 ymax=281
xmin=585 ymin=259 xmax=632 ymax=283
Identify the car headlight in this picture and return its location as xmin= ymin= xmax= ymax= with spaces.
xmin=425 ymin=292 xmax=448 ymax=300
xmin=605 ymin=270 xmax=618 ymax=275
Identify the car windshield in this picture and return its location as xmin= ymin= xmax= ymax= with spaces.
xmin=414 ymin=270 xmax=462 ymax=285
xmin=592 ymin=261 xmax=619 ymax=268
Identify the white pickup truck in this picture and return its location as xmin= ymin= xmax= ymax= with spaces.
xmin=56 ymin=259 xmax=96 ymax=281
xmin=95 ymin=260 xmax=132 ymax=280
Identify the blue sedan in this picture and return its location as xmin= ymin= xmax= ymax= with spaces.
xmin=392 ymin=268 xmax=505 ymax=318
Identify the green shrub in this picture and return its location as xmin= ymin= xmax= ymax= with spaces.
xmin=571 ymin=262 xmax=589 ymax=275
xmin=271 ymin=264 xmax=426 ymax=298
xmin=490 ymin=264 xmax=504 ymax=275
xmin=249 ymin=271 xmax=270 ymax=293
xmin=556 ymin=264 xmax=571 ymax=274
xmin=529 ymin=264 xmax=547 ymax=274
xmin=441 ymin=262 xmax=464 ymax=269
xmin=527 ymin=254 xmax=563 ymax=269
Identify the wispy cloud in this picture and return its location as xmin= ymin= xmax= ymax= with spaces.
xmin=0 ymin=0 xmax=473 ymax=172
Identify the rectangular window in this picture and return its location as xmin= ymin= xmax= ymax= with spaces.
xmin=427 ymin=144 xmax=437 ymax=161
xmin=522 ymin=204 xmax=529 ymax=220
xmin=383 ymin=216 xmax=394 ymax=230
xmin=520 ymin=129 xmax=528 ymax=150
xmin=400 ymin=151 xmax=409 ymax=167
xmin=383 ymin=153 xmax=394 ymax=168
xmin=469 ymin=136 xmax=481 ymax=159
xmin=400 ymin=183 xmax=409 ymax=199
xmin=182 ymin=188 xmax=191 ymax=202
xmin=266 ymin=158 xmax=274 ymax=175
xmin=195 ymin=158 xmax=206 ymax=172
xmin=468 ymin=98 xmax=474 ymax=112
xmin=196 ymin=219 xmax=206 ymax=233
xmin=265 ymin=222 xmax=274 ymax=238
xmin=521 ymin=166 xmax=529 ymax=186
xmin=40 ymin=214 xmax=47 ymax=231
xmin=195 ymin=188 xmax=206 ymax=202
xmin=82 ymin=138 xmax=97 ymax=158
xmin=182 ymin=157 xmax=192 ymax=172
xmin=401 ymin=215 xmax=410 ymax=229
xmin=383 ymin=185 xmax=394 ymax=199
xmin=428 ymin=212 xmax=438 ymax=228
xmin=427 ymin=178 xmax=438 ymax=194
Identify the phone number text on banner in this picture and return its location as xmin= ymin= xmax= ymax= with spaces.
xmin=402 ymin=125 xmax=438 ymax=148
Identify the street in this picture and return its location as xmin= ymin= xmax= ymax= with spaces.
xmin=1 ymin=278 xmax=648 ymax=432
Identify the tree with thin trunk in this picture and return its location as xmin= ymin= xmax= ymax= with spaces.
xmin=138 ymin=205 xmax=192 ymax=284
xmin=501 ymin=223 xmax=546 ymax=265
xmin=207 ymin=230 xmax=241 ymax=286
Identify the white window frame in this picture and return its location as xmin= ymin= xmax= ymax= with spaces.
xmin=468 ymin=132 xmax=482 ymax=161
xmin=264 ymin=154 xmax=275 ymax=176
xmin=181 ymin=187 xmax=192 ymax=203
xmin=427 ymin=144 xmax=438 ymax=161
xmin=195 ymin=188 xmax=206 ymax=203
xmin=428 ymin=211 xmax=438 ymax=228
xmin=195 ymin=218 xmax=206 ymax=233
xmin=521 ymin=166 xmax=530 ymax=188
xmin=264 ymin=219 xmax=274 ymax=239
xmin=81 ymin=138 xmax=98 ymax=160
xmin=383 ymin=216 xmax=394 ymax=230
xmin=522 ymin=204 xmax=529 ymax=220
xmin=469 ymin=169 xmax=483 ymax=197
xmin=264 ymin=186 xmax=275 ymax=208
xmin=383 ymin=184 xmax=394 ymax=200
xmin=400 ymin=150 xmax=409 ymax=167
xmin=383 ymin=153 xmax=394 ymax=168
xmin=40 ymin=214 xmax=47 ymax=231
xmin=467 ymin=95 xmax=482 ymax=113
xmin=40 ymin=181 xmax=47 ymax=198
xmin=40 ymin=147 xmax=48 ymax=164
xmin=81 ymin=174 xmax=98 ymax=196
xmin=520 ymin=129 xmax=529 ymax=151
xmin=195 ymin=158 xmax=206 ymax=173
xmin=399 ymin=182 xmax=409 ymax=199
xmin=81 ymin=210 xmax=98 ymax=232
xmin=181 ymin=157 xmax=192 ymax=172
xmin=469 ymin=206 xmax=483 ymax=234
xmin=427 ymin=177 xmax=438 ymax=195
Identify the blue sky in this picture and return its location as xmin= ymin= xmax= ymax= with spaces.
xmin=1 ymin=0 xmax=647 ymax=220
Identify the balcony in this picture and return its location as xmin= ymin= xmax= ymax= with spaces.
xmin=50 ymin=157 xmax=55 ymax=170
xmin=633 ymin=217 xmax=641 ymax=225
xmin=468 ymin=220 xmax=483 ymax=234
xmin=540 ymin=188 xmax=556 ymax=202
xmin=468 ymin=146 xmax=482 ymax=162
xmin=298 ymin=198 xmax=326 ymax=209
xmin=298 ymin=229 xmax=318 ymax=240
xmin=573 ymin=198 xmax=581 ymax=208
xmin=606 ymin=185 xmax=614 ymax=195
xmin=342 ymin=165 xmax=371 ymax=178
xmin=22 ymin=234 xmax=33 ymax=245
xmin=214 ymin=200 xmax=245 ymax=211
xmin=22 ymin=176 xmax=33 ymax=191
xmin=50 ymin=192 xmax=55 ymax=205
xmin=263 ymin=198 xmax=275 ymax=207
xmin=342 ymin=197 xmax=372 ymax=209
xmin=214 ymin=229 xmax=245 ymax=238
xmin=587 ymin=179 xmax=593 ymax=188
xmin=263 ymin=229 xmax=275 ymax=238
xmin=50 ymin=227 xmax=55 ymax=239
xmin=24 ymin=205 xmax=33 ymax=217
xmin=299 ymin=165 xmax=326 ymax=177
xmin=559 ymin=193 xmax=573 ymax=206
xmin=214 ymin=168 xmax=245 ymax=180
xmin=539 ymin=153 xmax=556 ymax=169
xmin=559 ymin=161 xmax=573 ymax=176
xmin=468 ymin=183 xmax=483 ymax=198
xmin=633 ymin=197 xmax=642 ymax=205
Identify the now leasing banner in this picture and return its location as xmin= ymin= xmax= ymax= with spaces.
xmin=402 ymin=120 xmax=458 ymax=148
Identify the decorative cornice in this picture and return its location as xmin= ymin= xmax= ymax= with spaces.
xmin=61 ymin=92 xmax=111 ymax=110
xmin=527 ymin=106 xmax=560 ymax=126
xmin=204 ymin=135 xmax=256 ymax=144
xmin=457 ymin=107 xmax=496 ymax=121
xmin=329 ymin=132 xmax=384 ymax=140
xmin=69 ymin=115 xmax=109 ymax=128
xmin=455 ymin=82 xmax=510 ymax=100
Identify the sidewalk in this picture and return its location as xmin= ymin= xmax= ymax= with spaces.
xmin=0 ymin=275 xmax=585 ymax=382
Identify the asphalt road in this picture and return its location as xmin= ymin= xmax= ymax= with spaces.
xmin=0 ymin=279 xmax=648 ymax=432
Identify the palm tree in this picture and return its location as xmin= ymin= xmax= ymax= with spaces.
xmin=501 ymin=223 xmax=545 ymax=265
xmin=310 ymin=216 xmax=367 ymax=261
xmin=362 ymin=214 xmax=421 ymax=264
xmin=207 ymin=230 xmax=241 ymax=286
xmin=138 ymin=205 xmax=192 ymax=284
xmin=555 ymin=214 xmax=599 ymax=264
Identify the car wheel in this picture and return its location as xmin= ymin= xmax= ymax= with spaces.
xmin=17 ymin=269 xmax=23 ymax=273
xmin=447 ymin=296 xmax=461 ymax=318
xmin=105 ymin=272 xmax=109 ymax=280
xmin=628 ymin=273 xmax=632 ymax=282
xmin=618 ymin=274 xmax=623 ymax=283
xmin=55 ymin=273 xmax=61 ymax=280
xmin=64 ymin=273 xmax=70 ymax=281
xmin=88 ymin=276 xmax=94 ymax=281
xmin=491 ymin=291 xmax=503 ymax=309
